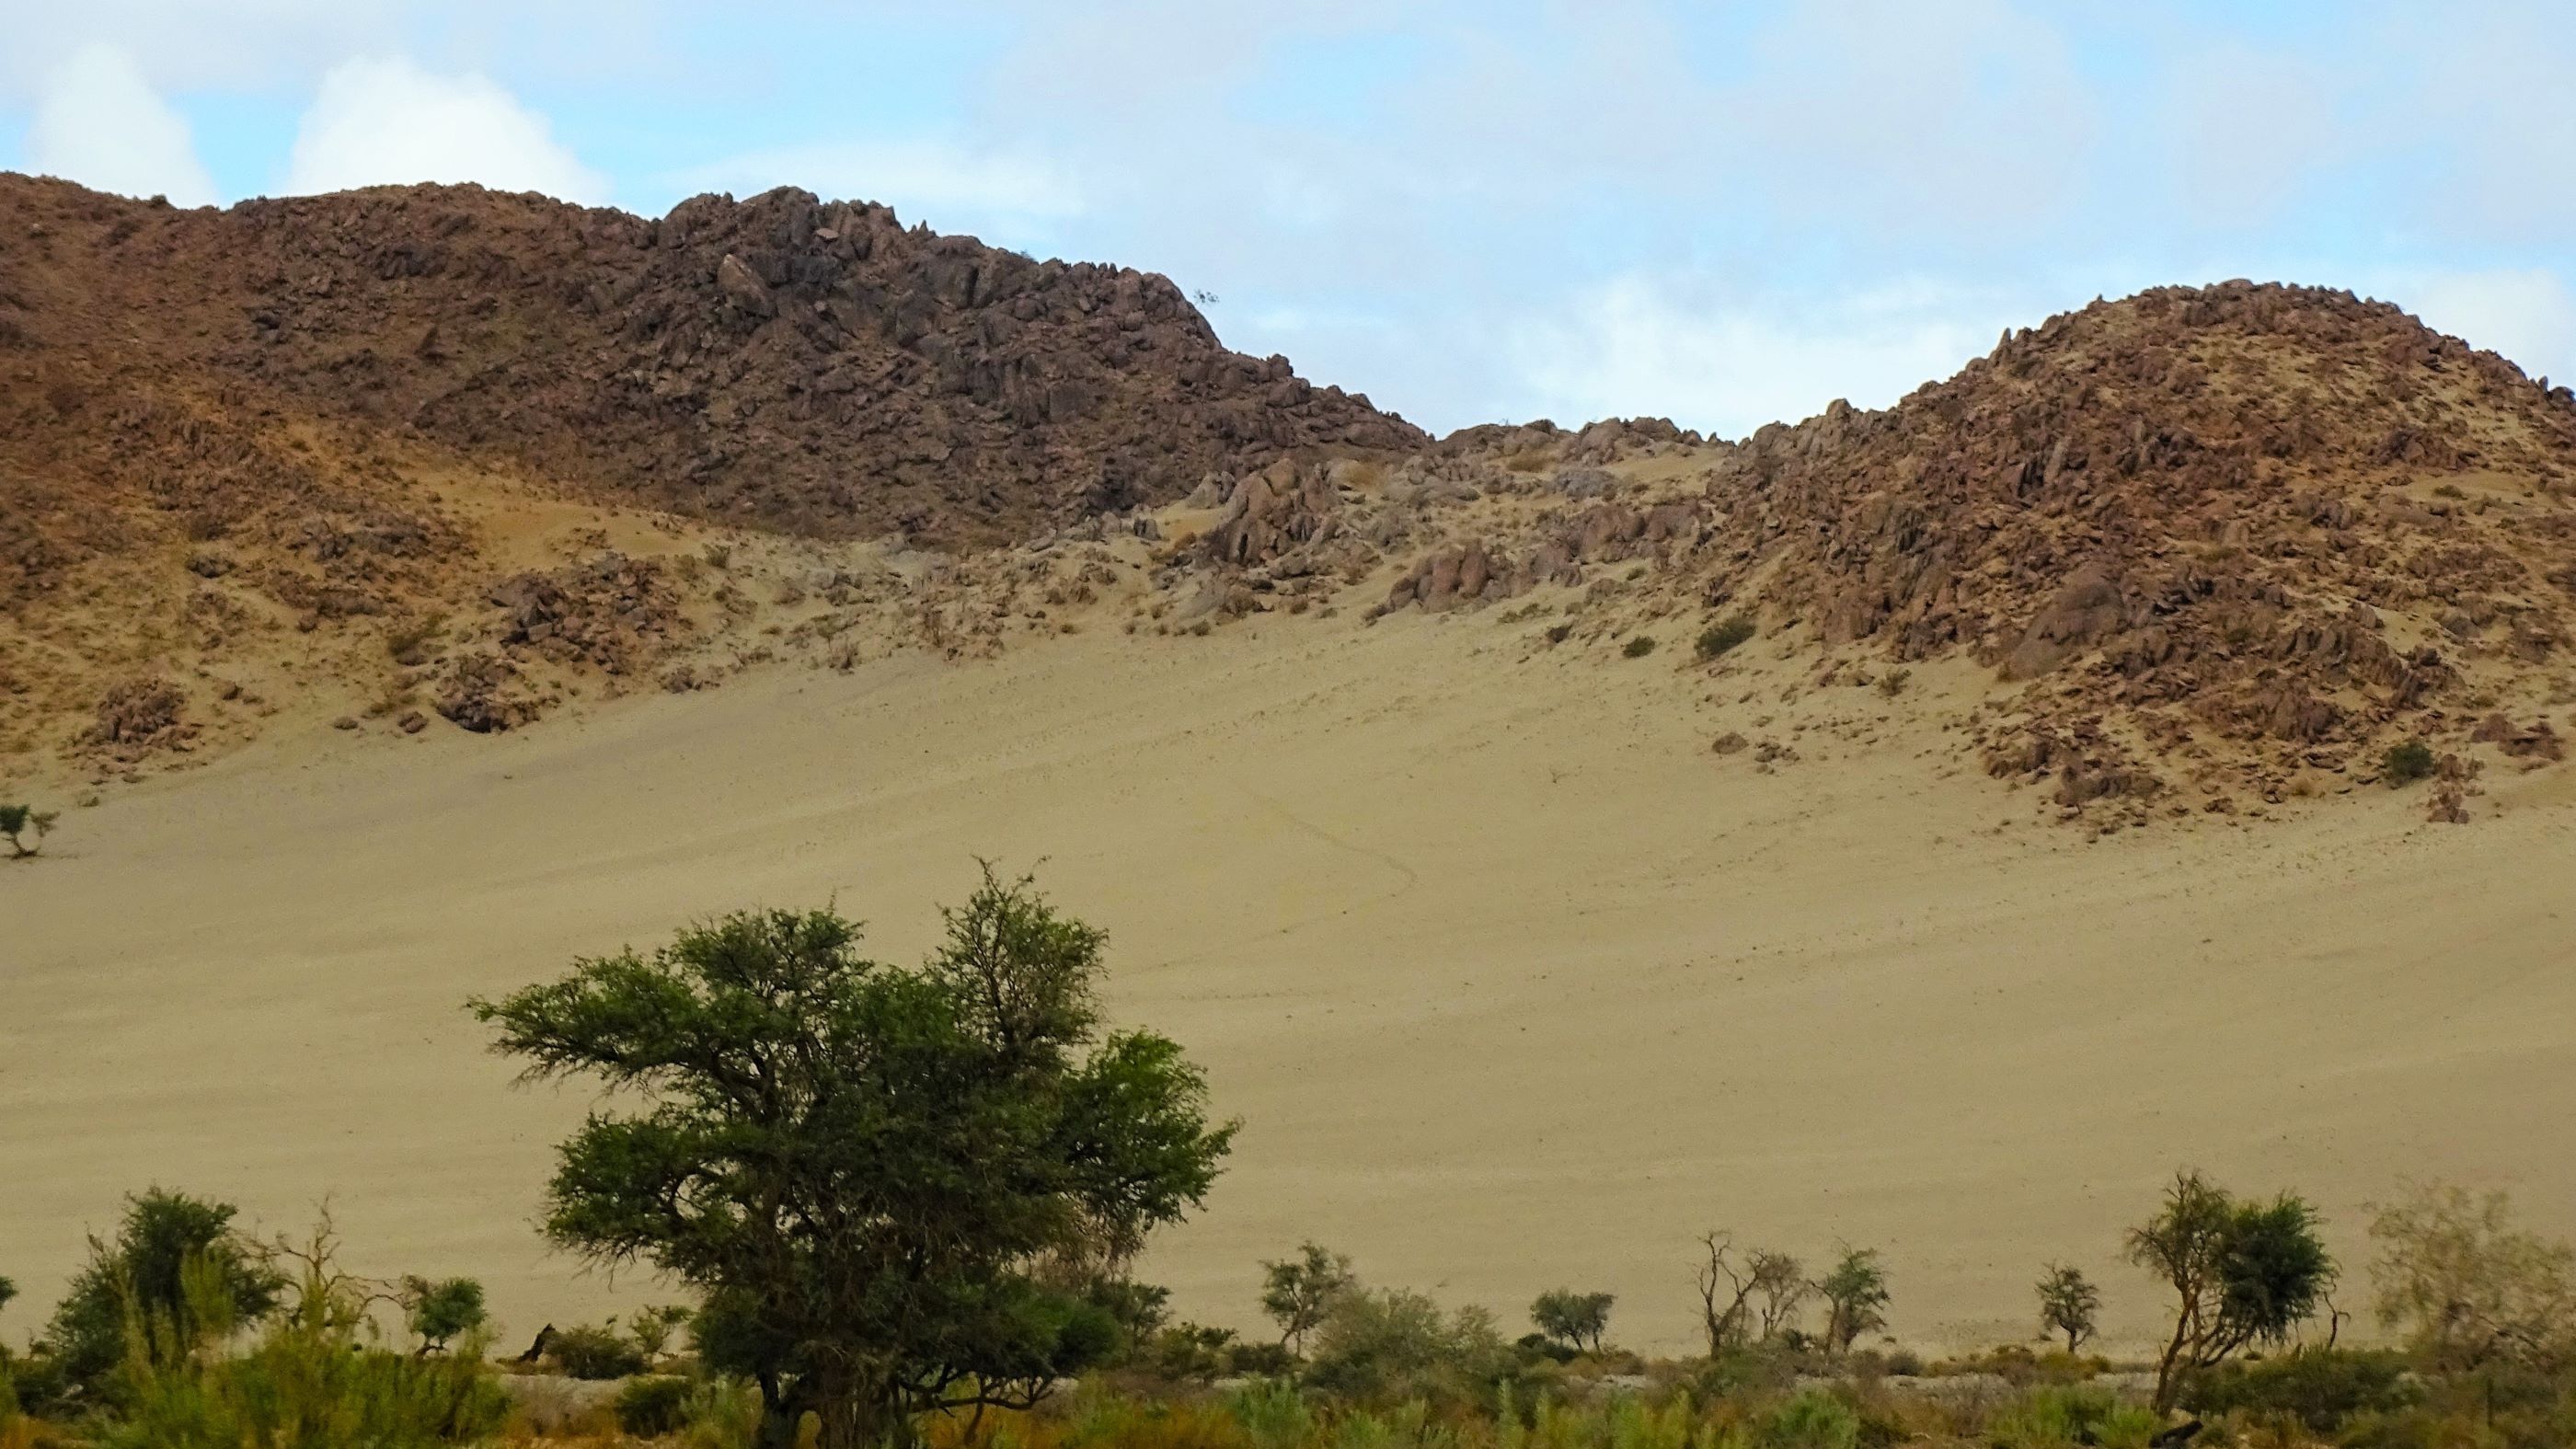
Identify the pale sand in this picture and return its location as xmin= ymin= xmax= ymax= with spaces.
xmin=5 ymin=610 xmax=2571 ymax=1356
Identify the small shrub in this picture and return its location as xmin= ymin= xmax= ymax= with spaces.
xmin=1622 ymin=635 xmax=1657 ymax=658
xmin=1760 ymin=1388 xmax=1859 ymax=1449
xmin=0 ymin=804 xmax=57 ymax=859
xmin=1874 ymin=668 xmax=1911 ymax=698
xmin=1227 ymin=1340 xmax=1298 ymax=1378
xmin=1697 ymin=616 xmax=1756 ymax=660
xmin=1987 ymin=1385 xmax=2160 ymax=1449
xmin=615 ymin=1374 xmax=693 ymax=1437
xmin=2382 ymin=740 xmax=2436 ymax=786
xmin=548 ymin=1321 xmax=648 ymax=1380
xmin=680 ymin=1375 xmax=765 ymax=1449
xmin=1546 ymin=624 xmax=1574 ymax=645
xmin=1225 ymin=1377 xmax=1316 ymax=1448
xmin=2188 ymin=1348 xmax=2419 ymax=1431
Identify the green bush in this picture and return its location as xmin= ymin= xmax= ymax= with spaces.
xmin=547 ymin=1321 xmax=648 ymax=1380
xmin=1696 ymin=616 xmax=1756 ymax=660
xmin=1304 ymin=1287 xmax=1505 ymax=1402
xmin=47 ymin=1188 xmax=287 ymax=1402
xmin=2187 ymin=1348 xmax=2418 ymax=1430
xmin=1759 ymin=1387 xmax=1859 ymax=1449
xmin=1986 ymin=1385 xmax=2161 ymax=1449
xmin=2382 ymin=740 xmax=2437 ymax=786
xmin=615 ymin=1374 xmax=693 ymax=1437
xmin=0 ymin=803 xmax=58 ymax=858
xmin=679 ymin=1375 xmax=765 ymax=1449
xmin=1623 ymin=635 xmax=1658 ymax=658
xmin=100 ymin=1224 xmax=507 ymax=1449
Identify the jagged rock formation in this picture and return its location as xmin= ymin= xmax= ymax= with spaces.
xmin=0 ymin=174 xmax=1419 ymax=550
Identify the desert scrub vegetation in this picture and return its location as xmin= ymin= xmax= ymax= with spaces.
xmin=9 ymin=873 xmax=2576 ymax=1448
xmin=0 ymin=803 xmax=57 ymax=858
xmin=1696 ymin=616 xmax=1755 ymax=661
xmin=1622 ymin=635 xmax=1657 ymax=658
xmin=2380 ymin=739 xmax=2436 ymax=786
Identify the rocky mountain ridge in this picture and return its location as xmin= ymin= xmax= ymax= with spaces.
xmin=5 ymin=172 xmax=2573 ymax=827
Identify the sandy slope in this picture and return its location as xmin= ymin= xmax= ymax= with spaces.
xmin=4 ymin=609 xmax=2571 ymax=1357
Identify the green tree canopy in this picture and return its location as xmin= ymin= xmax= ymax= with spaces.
xmin=1815 ymin=1248 xmax=1891 ymax=1357
xmin=45 ymin=1189 xmax=285 ymax=1404
xmin=471 ymin=868 xmax=1236 ymax=1449
xmin=2035 ymin=1263 xmax=2101 ymax=1353
xmin=1259 ymin=1243 xmax=1356 ymax=1354
xmin=2127 ymin=1170 xmax=2335 ymax=1410
xmin=1529 ymin=1289 xmax=1615 ymax=1355
xmin=399 ymin=1277 xmax=488 ymax=1356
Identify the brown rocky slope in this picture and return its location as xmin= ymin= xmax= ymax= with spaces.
xmin=5 ymin=167 xmax=2572 ymax=827
xmin=1307 ymin=282 xmax=2576 ymax=823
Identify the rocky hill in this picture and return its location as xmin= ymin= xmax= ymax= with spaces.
xmin=4 ymin=169 xmax=2570 ymax=828
xmin=0 ymin=174 xmax=1418 ymax=765
xmin=0 ymin=172 xmax=1416 ymax=553
xmin=1303 ymin=283 xmax=2576 ymax=824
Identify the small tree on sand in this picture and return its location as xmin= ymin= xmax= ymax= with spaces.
xmin=0 ymin=804 xmax=57 ymax=858
xmin=2127 ymin=1169 xmax=2335 ymax=1411
xmin=2035 ymin=1263 xmax=2101 ymax=1353
xmin=1530 ymin=1290 xmax=1615 ymax=1355
xmin=1259 ymin=1243 xmax=1355 ymax=1355
xmin=399 ymin=1277 xmax=487 ymax=1356
xmin=1696 ymin=1233 xmax=1809 ymax=1355
xmin=1815 ymin=1248 xmax=1890 ymax=1358
xmin=472 ymin=867 xmax=1236 ymax=1449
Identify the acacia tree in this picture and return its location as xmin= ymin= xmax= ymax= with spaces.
xmin=1694 ymin=1233 xmax=1808 ymax=1355
xmin=2127 ymin=1170 xmax=2335 ymax=1411
xmin=1259 ymin=1243 xmax=1355 ymax=1354
xmin=1530 ymin=1290 xmax=1615 ymax=1355
xmin=2035 ymin=1263 xmax=2101 ymax=1353
xmin=400 ymin=1277 xmax=488 ymax=1356
xmin=472 ymin=868 xmax=1235 ymax=1449
xmin=45 ymin=1189 xmax=286 ymax=1403
xmin=1815 ymin=1248 xmax=1890 ymax=1358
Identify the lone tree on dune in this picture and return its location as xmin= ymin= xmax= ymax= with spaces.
xmin=2035 ymin=1262 xmax=2101 ymax=1353
xmin=1260 ymin=1242 xmax=1356 ymax=1355
xmin=399 ymin=1275 xmax=488 ymax=1356
xmin=1815 ymin=1248 xmax=1891 ymax=1358
xmin=472 ymin=867 xmax=1236 ymax=1449
xmin=2127 ymin=1169 xmax=2335 ymax=1411
xmin=1530 ymin=1289 xmax=1616 ymax=1355
xmin=1695 ymin=1232 xmax=1809 ymax=1355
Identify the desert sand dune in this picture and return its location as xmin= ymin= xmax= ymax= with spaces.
xmin=5 ymin=611 xmax=2571 ymax=1355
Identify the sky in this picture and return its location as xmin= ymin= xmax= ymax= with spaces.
xmin=4 ymin=0 xmax=2573 ymax=438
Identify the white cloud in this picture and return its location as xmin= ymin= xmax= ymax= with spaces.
xmin=284 ymin=56 xmax=606 ymax=202
xmin=24 ymin=43 xmax=217 ymax=206
xmin=1509 ymin=276 xmax=2019 ymax=438
xmin=661 ymin=139 xmax=1083 ymax=241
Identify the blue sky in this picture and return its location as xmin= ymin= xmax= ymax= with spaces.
xmin=5 ymin=1 xmax=2572 ymax=437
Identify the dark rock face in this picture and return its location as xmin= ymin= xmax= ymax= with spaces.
xmin=0 ymin=174 xmax=1424 ymax=548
